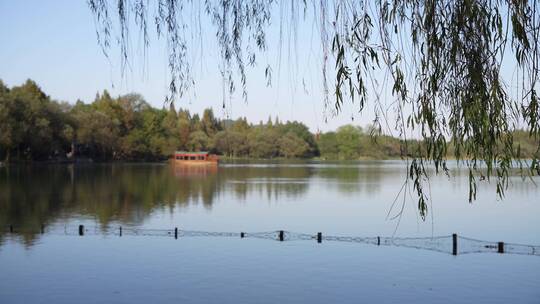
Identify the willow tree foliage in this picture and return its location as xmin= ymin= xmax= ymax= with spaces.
xmin=87 ymin=0 xmax=540 ymax=219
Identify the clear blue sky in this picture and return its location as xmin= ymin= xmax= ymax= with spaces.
xmin=0 ymin=0 xmax=376 ymax=132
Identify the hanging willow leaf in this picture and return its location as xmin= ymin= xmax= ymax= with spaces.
xmin=87 ymin=0 xmax=540 ymax=218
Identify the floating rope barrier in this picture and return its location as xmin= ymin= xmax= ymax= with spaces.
xmin=2 ymin=224 xmax=539 ymax=257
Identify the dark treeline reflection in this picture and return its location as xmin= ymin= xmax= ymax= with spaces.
xmin=0 ymin=161 xmax=395 ymax=244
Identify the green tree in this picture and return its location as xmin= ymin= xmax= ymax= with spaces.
xmin=318 ymin=132 xmax=339 ymax=159
xmin=140 ymin=108 xmax=167 ymax=158
xmin=7 ymin=80 xmax=70 ymax=160
xmin=230 ymin=117 xmax=250 ymax=133
xmin=0 ymin=82 xmax=19 ymax=161
xmin=248 ymin=127 xmax=279 ymax=158
xmin=278 ymin=132 xmax=310 ymax=158
xmin=72 ymin=108 xmax=119 ymax=160
xmin=117 ymin=93 xmax=149 ymax=131
xmin=161 ymin=104 xmax=180 ymax=155
xmin=336 ymin=125 xmax=361 ymax=160
xmin=201 ymin=108 xmax=219 ymax=137
xmin=92 ymin=90 xmax=124 ymax=132
xmin=177 ymin=109 xmax=191 ymax=150
xmin=279 ymin=121 xmax=318 ymax=156
xmin=191 ymin=113 xmax=201 ymax=132
xmin=188 ymin=130 xmax=209 ymax=151
xmin=213 ymin=130 xmax=249 ymax=157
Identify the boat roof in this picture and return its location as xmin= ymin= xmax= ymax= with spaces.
xmin=174 ymin=151 xmax=210 ymax=155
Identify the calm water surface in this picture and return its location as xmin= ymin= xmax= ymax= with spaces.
xmin=1 ymin=161 xmax=539 ymax=303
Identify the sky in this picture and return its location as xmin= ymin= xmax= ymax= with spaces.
xmin=0 ymin=0 xmax=379 ymax=132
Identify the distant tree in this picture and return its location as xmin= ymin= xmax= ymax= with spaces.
xmin=358 ymin=134 xmax=401 ymax=159
xmin=212 ymin=130 xmax=248 ymax=157
xmin=266 ymin=116 xmax=273 ymax=128
xmin=72 ymin=108 xmax=119 ymax=160
xmin=161 ymin=104 xmax=180 ymax=155
xmin=188 ymin=130 xmax=209 ymax=151
xmin=0 ymin=80 xmax=7 ymax=94
xmin=248 ymin=127 xmax=279 ymax=158
xmin=201 ymin=108 xmax=219 ymax=137
xmin=177 ymin=109 xmax=191 ymax=150
xmin=0 ymin=82 xmax=18 ymax=161
xmin=336 ymin=125 xmax=361 ymax=160
xmin=279 ymin=121 xmax=318 ymax=156
xmin=6 ymin=80 xmax=70 ymax=159
xmin=191 ymin=114 xmax=202 ymax=132
xmin=141 ymin=108 xmax=167 ymax=158
xmin=93 ymin=90 xmax=123 ymax=128
xmin=121 ymin=128 xmax=149 ymax=159
xmin=318 ymin=132 xmax=339 ymax=159
xmin=117 ymin=93 xmax=149 ymax=131
xmin=230 ymin=117 xmax=250 ymax=133
xmin=278 ymin=132 xmax=310 ymax=158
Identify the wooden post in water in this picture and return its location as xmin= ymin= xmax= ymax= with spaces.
xmin=119 ymin=226 xmax=122 ymax=237
xmin=317 ymin=232 xmax=322 ymax=243
xmin=452 ymin=234 xmax=458 ymax=256
xmin=9 ymin=225 xmax=13 ymax=233
xmin=174 ymin=227 xmax=178 ymax=239
xmin=240 ymin=232 xmax=245 ymax=238
xmin=498 ymin=242 xmax=505 ymax=254
xmin=279 ymin=230 xmax=284 ymax=242
xmin=377 ymin=236 xmax=381 ymax=246
xmin=40 ymin=224 xmax=45 ymax=234
xmin=79 ymin=225 xmax=84 ymax=236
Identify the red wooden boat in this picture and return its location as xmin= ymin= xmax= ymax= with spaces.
xmin=172 ymin=151 xmax=219 ymax=165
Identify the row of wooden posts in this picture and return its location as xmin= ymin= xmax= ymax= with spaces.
xmin=7 ymin=225 xmax=507 ymax=255
xmin=71 ymin=225 xmax=326 ymax=243
xmin=75 ymin=226 xmax=509 ymax=254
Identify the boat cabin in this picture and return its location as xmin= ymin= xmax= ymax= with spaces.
xmin=173 ymin=151 xmax=218 ymax=164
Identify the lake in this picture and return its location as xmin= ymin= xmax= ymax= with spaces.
xmin=1 ymin=161 xmax=539 ymax=303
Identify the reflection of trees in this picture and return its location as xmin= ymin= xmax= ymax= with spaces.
xmin=0 ymin=164 xmax=307 ymax=242
xmin=0 ymin=164 xmax=221 ymax=244
xmin=0 ymin=161 xmax=407 ymax=245
xmin=315 ymin=161 xmax=404 ymax=195
xmin=220 ymin=165 xmax=312 ymax=201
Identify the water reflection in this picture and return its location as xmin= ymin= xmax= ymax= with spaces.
xmin=0 ymin=161 xmax=393 ymax=243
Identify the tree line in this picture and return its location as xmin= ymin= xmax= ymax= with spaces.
xmin=1 ymin=79 xmax=538 ymax=162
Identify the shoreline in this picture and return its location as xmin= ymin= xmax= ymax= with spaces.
xmin=1 ymin=157 xmax=537 ymax=166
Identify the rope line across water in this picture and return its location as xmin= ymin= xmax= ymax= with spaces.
xmin=2 ymin=225 xmax=539 ymax=257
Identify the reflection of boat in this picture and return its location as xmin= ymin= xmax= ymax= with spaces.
xmin=172 ymin=151 xmax=219 ymax=166
xmin=172 ymin=163 xmax=218 ymax=177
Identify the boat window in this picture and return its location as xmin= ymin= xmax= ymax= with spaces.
xmin=190 ymin=156 xmax=196 ymax=160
